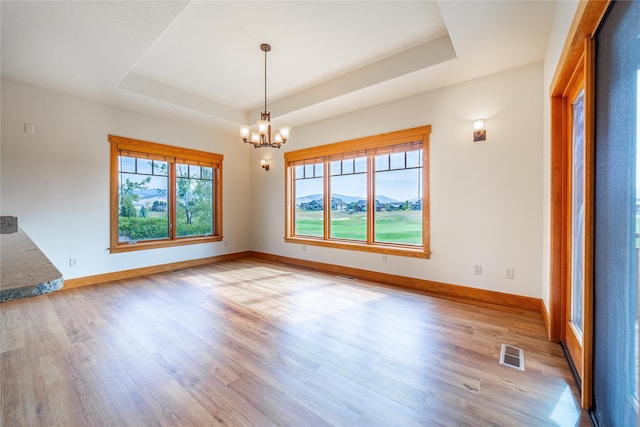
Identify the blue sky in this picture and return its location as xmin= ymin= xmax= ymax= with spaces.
xmin=296 ymin=168 xmax=422 ymax=202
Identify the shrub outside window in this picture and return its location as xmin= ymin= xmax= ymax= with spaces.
xmin=284 ymin=126 xmax=430 ymax=258
xmin=109 ymin=135 xmax=223 ymax=253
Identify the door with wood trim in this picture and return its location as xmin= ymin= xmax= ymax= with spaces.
xmin=550 ymin=38 xmax=595 ymax=409
xmin=549 ymin=0 xmax=610 ymax=411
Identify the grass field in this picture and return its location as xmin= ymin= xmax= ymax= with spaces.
xmin=295 ymin=209 xmax=422 ymax=245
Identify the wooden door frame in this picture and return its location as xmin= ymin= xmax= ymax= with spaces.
xmin=548 ymin=0 xmax=609 ymax=410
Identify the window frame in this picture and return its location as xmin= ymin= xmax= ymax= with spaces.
xmin=284 ymin=125 xmax=431 ymax=259
xmin=109 ymin=135 xmax=223 ymax=253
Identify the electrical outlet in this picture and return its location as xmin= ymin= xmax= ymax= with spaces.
xmin=473 ymin=265 xmax=482 ymax=275
xmin=383 ymin=255 xmax=388 ymax=262
xmin=505 ymin=268 xmax=515 ymax=279
xmin=69 ymin=257 xmax=78 ymax=267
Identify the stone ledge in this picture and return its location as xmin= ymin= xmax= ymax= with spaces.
xmin=0 ymin=228 xmax=64 ymax=302
xmin=1 ymin=277 xmax=64 ymax=303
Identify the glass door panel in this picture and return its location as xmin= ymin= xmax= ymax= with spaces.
xmin=571 ymin=89 xmax=585 ymax=340
xmin=564 ymin=71 xmax=586 ymax=380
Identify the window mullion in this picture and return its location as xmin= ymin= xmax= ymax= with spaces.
xmin=169 ymin=162 xmax=177 ymax=240
xmin=366 ymin=155 xmax=375 ymax=244
xmin=323 ymin=161 xmax=330 ymax=240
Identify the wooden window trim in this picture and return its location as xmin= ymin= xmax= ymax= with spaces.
xmin=284 ymin=125 xmax=431 ymax=259
xmin=109 ymin=135 xmax=223 ymax=253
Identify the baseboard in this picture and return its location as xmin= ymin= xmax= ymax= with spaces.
xmin=62 ymin=249 xmax=542 ymax=314
xmin=248 ymin=251 xmax=542 ymax=312
xmin=62 ymin=251 xmax=251 ymax=290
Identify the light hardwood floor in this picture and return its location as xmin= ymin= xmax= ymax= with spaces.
xmin=1 ymin=258 xmax=590 ymax=426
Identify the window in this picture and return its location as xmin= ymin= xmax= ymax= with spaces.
xmin=109 ymin=135 xmax=223 ymax=253
xmin=285 ymin=125 xmax=430 ymax=258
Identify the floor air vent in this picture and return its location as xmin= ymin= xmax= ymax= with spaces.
xmin=499 ymin=344 xmax=525 ymax=371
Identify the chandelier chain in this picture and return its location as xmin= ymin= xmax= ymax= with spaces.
xmin=264 ymin=46 xmax=267 ymax=115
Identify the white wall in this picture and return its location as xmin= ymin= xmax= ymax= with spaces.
xmin=1 ymin=79 xmax=252 ymax=280
xmin=541 ymin=1 xmax=580 ymax=310
xmin=250 ymin=63 xmax=544 ymax=298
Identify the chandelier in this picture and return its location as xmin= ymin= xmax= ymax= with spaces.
xmin=240 ymin=43 xmax=291 ymax=148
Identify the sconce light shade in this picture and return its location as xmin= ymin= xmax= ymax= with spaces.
xmin=261 ymin=159 xmax=270 ymax=171
xmin=473 ymin=118 xmax=486 ymax=142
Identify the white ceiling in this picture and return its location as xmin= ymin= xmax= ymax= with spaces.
xmin=1 ymin=1 xmax=556 ymax=133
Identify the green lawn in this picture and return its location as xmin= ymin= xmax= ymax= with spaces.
xmin=294 ymin=210 xmax=324 ymax=237
xmin=295 ymin=209 xmax=422 ymax=245
xmin=374 ymin=211 xmax=423 ymax=244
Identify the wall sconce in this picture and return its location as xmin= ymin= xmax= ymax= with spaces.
xmin=261 ymin=159 xmax=270 ymax=171
xmin=473 ymin=118 xmax=486 ymax=142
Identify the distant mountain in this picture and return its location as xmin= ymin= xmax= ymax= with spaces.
xmin=296 ymin=193 xmax=323 ymax=204
xmin=296 ymin=193 xmax=364 ymax=205
xmin=133 ymin=188 xmax=167 ymax=198
xmin=375 ymin=195 xmax=400 ymax=204
xmin=296 ymin=193 xmax=404 ymax=205
xmin=332 ymin=194 xmax=366 ymax=203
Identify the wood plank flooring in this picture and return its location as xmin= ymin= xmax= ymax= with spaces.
xmin=1 ymin=258 xmax=590 ymax=426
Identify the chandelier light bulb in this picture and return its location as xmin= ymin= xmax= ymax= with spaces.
xmin=240 ymin=126 xmax=250 ymax=141
xmin=278 ymin=126 xmax=291 ymax=141
xmin=257 ymin=120 xmax=269 ymax=136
